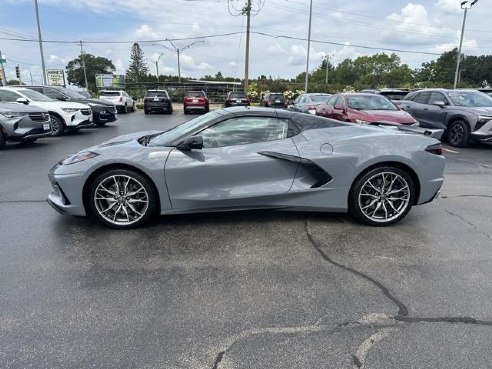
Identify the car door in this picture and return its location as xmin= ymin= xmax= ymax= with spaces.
xmin=164 ymin=115 xmax=300 ymax=210
xmin=422 ymin=91 xmax=450 ymax=129
xmin=401 ymin=91 xmax=430 ymax=126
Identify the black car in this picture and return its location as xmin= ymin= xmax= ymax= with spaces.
xmin=261 ymin=92 xmax=287 ymax=108
xmin=144 ymin=90 xmax=172 ymax=114
xmin=22 ymin=86 xmax=117 ymax=126
xmin=401 ymin=88 xmax=492 ymax=147
xmin=224 ymin=91 xmax=250 ymax=107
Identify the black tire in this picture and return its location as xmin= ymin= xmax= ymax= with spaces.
xmin=184 ymin=107 xmax=188 ymax=115
xmin=167 ymin=107 xmax=173 ymax=115
xmin=349 ymin=166 xmax=415 ymax=227
xmin=144 ymin=109 xmax=149 ymax=115
xmin=130 ymin=103 xmax=136 ymax=112
xmin=123 ymin=104 xmax=128 ymax=114
xmin=447 ymin=120 xmax=470 ymax=147
xmin=0 ymin=131 xmax=6 ymax=150
xmin=204 ymin=106 xmax=210 ymax=113
xmin=88 ymin=169 xmax=157 ymax=229
xmin=49 ymin=114 xmax=65 ymax=136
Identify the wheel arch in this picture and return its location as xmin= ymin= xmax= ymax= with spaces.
xmin=446 ymin=114 xmax=471 ymax=130
xmin=82 ymin=163 xmax=161 ymax=216
xmin=349 ymin=161 xmax=421 ymax=206
xmin=48 ymin=111 xmax=66 ymax=125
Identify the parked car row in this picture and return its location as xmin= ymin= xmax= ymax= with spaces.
xmin=0 ymin=86 xmax=121 ymax=149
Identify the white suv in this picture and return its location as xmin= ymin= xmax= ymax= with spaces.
xmin=99 ymin=90 xmax=135 ymax=113
xmin=0 ymin=87 xmax=92 ymax=136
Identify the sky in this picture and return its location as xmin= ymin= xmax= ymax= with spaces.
xmin=0 ymin=0 xmax=491 ymax=85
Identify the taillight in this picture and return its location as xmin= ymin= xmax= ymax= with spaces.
xmin=425 ymin=143 xmax=443 ymax=156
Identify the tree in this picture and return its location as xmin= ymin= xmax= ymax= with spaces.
xmin=126 ymin=43 xmax=148 ymax=83
xmin=66 ymin=54 xmax=115 ymax=91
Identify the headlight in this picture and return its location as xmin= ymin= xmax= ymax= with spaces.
xmin=61 ymin=108 xmax=80 ymax=113
xmin=61 ymin=151 xmax=99 ymax=165
xmin=0 ymin=110 xmax=26 ymax=118
xmin=477 ymin=115 xmax=492 ymax=123
xmin=356 ymin=119 xmax=371 ymax=125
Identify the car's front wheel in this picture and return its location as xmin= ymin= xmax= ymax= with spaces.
xmin=89 ymin=169 xmax=157 ymax=229
xmin=49 ymin=114 xmax=65 ymax=136
xmin=447 ymin=120 xmax=470 ymax=147
xmin=349 ymin=166 xmax=415 ymax=226
xmin=0 ymin=132 xmax=5 ymax=150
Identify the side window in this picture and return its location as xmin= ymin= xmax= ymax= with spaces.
xmin=293 ymin=96 xmax=301 ymax=104
xmin=327 ymin=95 xmax=337 ymax=106
xmin=299 ymin=96 xmax=306 ymax=104
xmin=0 ymin=90 xmax=21 ymax=102
xmin=428 ymin=92 xmax=448 ymax=105
xmin=334 ymin=96 xmax=345 ymax=108
xmin=413 ymin=92 xmax=430 ymax=104
xmin=43 ymin=88 xmax=63 ymax=99
xmin=200 ymin=117 xmax=289 ymax=148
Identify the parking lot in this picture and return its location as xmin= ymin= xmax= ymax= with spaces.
xmin=1 ymin=110 xmax=491 ymax=368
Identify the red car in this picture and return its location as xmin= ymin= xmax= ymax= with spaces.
xmin=183 ymin=90 xmax=209 ymax=114
xmin=316 ymin=93 xmax=418 ymax=126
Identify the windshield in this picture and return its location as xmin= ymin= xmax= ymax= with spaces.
xmin=149 ymin=111 xmax=221 ymax=146
xmin=20 ymin=89 xmax=56 ymax=102
xmin=448 ymin=91 xmax=492 ymax=107
xmin=229 ymin=92 xmax=247 ymax=99
xmin=59 ymin=88 xmax=86 ymax=99
xmin=347 ymin=95 xmax=398 ymax=111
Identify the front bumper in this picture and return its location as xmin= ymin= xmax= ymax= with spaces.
xmin=93 ymin=106 xmax=117 ymax=123
xmin=47 ymin=164 xmax=87 ymax=216
xmin=63 ymin=109 xmax=93 ymax=129
xmin=471 ymin=119 xmax=492 ymax=142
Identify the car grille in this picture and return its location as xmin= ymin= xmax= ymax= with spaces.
xmin=80 ymin=108 xmax=92 ymax=115
xmin=28 ymin=112 xmax=50 ymax=122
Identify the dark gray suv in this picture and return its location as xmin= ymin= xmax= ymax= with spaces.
xmin=401 ymin=89 xmax=492 ymax=147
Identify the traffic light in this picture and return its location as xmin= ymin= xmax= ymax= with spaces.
xmin=15 ymin=65 xmax=20 ymax=79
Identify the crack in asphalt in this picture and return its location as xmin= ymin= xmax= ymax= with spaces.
xmin=210 ymin=218 xmax=492 ymax=369
xmin=445 ymin=209 xmax=492 ymax=240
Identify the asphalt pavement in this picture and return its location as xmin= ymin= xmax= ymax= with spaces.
xmin=0 ymin=110 xmax=491 ymax=369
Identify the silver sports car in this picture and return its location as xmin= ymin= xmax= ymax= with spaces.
xmin=48 ymin=107 xmax=445 ymax=229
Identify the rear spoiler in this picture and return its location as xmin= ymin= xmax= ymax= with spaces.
xmin=376 ymin=124 xmax=444 ymax=141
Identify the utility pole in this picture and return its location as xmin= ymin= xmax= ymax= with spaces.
xmin=34 ymin=0 xmax=47 ymax=85
xmin=80 ymin=41 xmax=89 ymax=90
xmin=304 ymin=0 xmax=313 ymax=93
xmin=0 ymin=50 xmax=7 ymax=86
xmin=243 ymin=0 xmax=251 ymax=91
xmin=29 ymin=70 xmax=34 ymax=85
xmin=454 ymin=0 xmax=478 ymax=89
xmin=325 ymin=55 xmax=329 ymax=85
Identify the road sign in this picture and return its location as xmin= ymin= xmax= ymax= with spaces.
xmin=46 ymin=69 xmax=66 ymax=86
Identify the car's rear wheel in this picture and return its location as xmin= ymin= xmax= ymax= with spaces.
xmin=130 ymin=103 xmax=135 ymax=112
xmin=123 ymin=104 xmax=128 ymax=114
xmin=49 ymin=115 xmax=65 ymax=136
xmin=89 ymin=169 xmax=157 ymax=229
xmin=447 ymin=120 xmax=470 ymax=147
xmin=349 ymin=166 xmax=415 ymax=226
xmin=184 ymin=107 xmax=188 ymax=114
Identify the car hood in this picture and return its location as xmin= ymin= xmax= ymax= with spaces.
xmin=356 ymin=109 xmax=416 ymax=125
xmin=29 ymin=100 xmax=90 ymax=110
xmin=0 ymin=102 xmax=48 ymax=113
xmin=70 ymin=97 xmax=115 ymax=106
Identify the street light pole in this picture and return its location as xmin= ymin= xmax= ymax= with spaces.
xmin=244 ymin=0 xmax=251 ymax=91
xmin=325 ymin=55 xmax=329 ymax=85
xmin=79 ymin=41 xmax=89 ymax=90
xmin=304 ymin=0 xmax=313 ymax=93
xmin=153 ymin=41 xmax=203 ymax=83
xmin=146 ymin=53 xmax=163 ymax=83
xmin=454 ymin=0 xmax=478 ymax=89
xmin=34 ymin=0 xmax=47 ymax=85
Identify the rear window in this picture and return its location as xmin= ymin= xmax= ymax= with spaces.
xmin=186 ymin=91 xmax=205 ymax=98
xmin=310 ymin=95 xmax=330 ymax=103
xmin=229 ymin=92 xmax=247 ymax=98
xmin=269 ymin=94 xmax=285 ymax=100
xmin=379 ymin=91 xmax=408 ymax=101
xmin=100 ymin=91 xmax=121 ymax=96
xmin=146 ymin=91 xmax=168 ymax=98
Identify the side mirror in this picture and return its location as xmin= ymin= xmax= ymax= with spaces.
xmin=16 ymin=98 xmax=29 ymax=105
xmin=432 ymin=101 xmax=446 ymax=108
xmin=177 ymin=135 xmax=203 ymax=150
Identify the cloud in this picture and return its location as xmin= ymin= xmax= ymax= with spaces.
xmin=266 ymin=43 xmax=285 ymax=56
xmin=287 ymin=45 xmax=306 ymax=65
xmin=432 ymin=39 xmax=478 ymax=53
xmin=135 ymin=24 xmax=159 ymax=40
xmin=180 ymin=54 xmax=212 ymax=71
xmin=436 ymin=0 xmax=462 ymax=13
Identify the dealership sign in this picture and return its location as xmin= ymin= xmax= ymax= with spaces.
xmin=46 ymin=69 xmax=66 ymax=86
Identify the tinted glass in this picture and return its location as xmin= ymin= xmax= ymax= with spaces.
xmin=146 ymin=91 xmax=168 ymax=98
xmin=310 ymin=95 xmax=330 ymax=103
xmin=347 ymin=95 xmax=397 ymax=110
xmin=0 ymin=90 xmax=21 ymax=102
xmin=43 ymin=88 xmax=64 ymax=99
xmin=447 ymin=91 xmax=492 ymax=107
xmin=186 ymin=91 xmax=205 ymax=98
xmin=100 ymin=91 xmax=121 ymax=96
xmin=379 ymin=91 xmax=408 ymax=100
xmin=428 ymin=92 xmax=448 ymax=105
xmin=269 ymin=94 xmax=285 ymax=101
xmin=201 ymin=117 xmax=289 ymax=148
xmin=413 ymin=92 xmax=430 ymax=104
xmin=334 ymin=96 xmax=345 ymax=107
xmin=149 ymin=111 xmax=221 ymax=146
xmin=58 ymin=88 xmax=86 ymax=99
xmin=19 ymin=89 xmax=55 ymax=102
xmin=327 ymin=95 xmax=337 ymax=106
xmin=229 ymin=92 xmax=247 ymax=98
